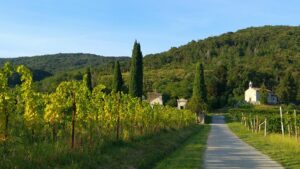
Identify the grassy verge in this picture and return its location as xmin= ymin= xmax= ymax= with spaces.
xmin=228 ymin=122 xmax=300 ymax=168
xmin=154 ymin=125 xmax=211 ymax=169
xmin=1 ymin=125 xmax=204 ymax=169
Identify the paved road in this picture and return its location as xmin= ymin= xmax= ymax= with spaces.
xmin=204 ymin=116 xmax=284 ymax=169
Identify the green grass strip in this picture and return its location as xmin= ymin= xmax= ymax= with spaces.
xmin=154 ymin=125 xmax=211 ymax=169
xmin=1 ymin=125 xmax=205 ymax=169
xmin=228 ymin=122 xmax=300 ymax=169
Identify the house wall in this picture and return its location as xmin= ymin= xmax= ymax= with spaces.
xmin=256 ymin=91 xmax=260 ymax=103
xmin=267 ymin=93 xmax=277 ymax=104
xmin=150 ymin=97 xmax=163 ymax=105
xmin=245 ymin=88 xmax=259 ymax=104
xmin=177 ymin=101 xmax=187 ymax=109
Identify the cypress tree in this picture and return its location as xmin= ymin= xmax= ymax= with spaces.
xmin=191 ymin=63 xmax=201 ymax=104
xmin=188 ymin=62 xmax=207 ymax=113
xmin=86 ymin=67 xmax=93 ymax=92
xmin=129 ymin=41 xmax=143 ymax=98
xmin=199 ymin=63 xmax=207 ymax=102
xmin=112 ymin=61 xmax=123 ymax=92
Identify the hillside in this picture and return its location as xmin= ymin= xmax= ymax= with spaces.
xmin=0 ymin=53 xmax=130 ymax=84
xmin=145 ymin=25 xmax=300 ymax=69
xmin=0 ymin=53 xmax=130 ymax=74
xmin=3 ymin=25 xmax=300 ymax=107
xmin=142 ymin=25 xmax=300 ymax=107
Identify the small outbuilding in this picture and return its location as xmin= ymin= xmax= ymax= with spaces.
xmin=147 ymin=92 xmax=163 ymax=106
xmin=177 ymin=98 xmax=188 ymax=109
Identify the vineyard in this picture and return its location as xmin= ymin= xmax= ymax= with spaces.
xmin=0 ymin=63 xmax=196 ymax=158
xmin=228 ymin=107 xmax=299 ymax=139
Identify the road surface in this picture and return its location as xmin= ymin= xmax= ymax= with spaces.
xmin=204 ymin=115 xmax=284 ymax=169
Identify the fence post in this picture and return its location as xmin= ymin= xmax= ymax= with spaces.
xmin=280 ymin=106 xmax=284 ymax=137
xmin=264 ymin=118 xmax=267 ymax=137
xmin=253 ymin=117 xmax=256 ymax=133
xmin=256 ymin=115 xmax=259 ymax=133
xmin=241 ymin=113 xmax=244 ymax=124
xmin=295 ymin=109 xmax=298 ymax=141
xmin=250 ymin=119 xmax=253 ymax=132
xmin=286 ymin=111 xmax=291 ymax=137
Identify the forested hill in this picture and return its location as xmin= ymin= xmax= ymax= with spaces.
xmin=144 ymin=25 xmax=300 ymax=69
xmin=3 ymin=25 xmax=300 ymax=73
xmin=2 ymin=25 xmax=300 ymax=107
xmin=0 ymin=53 xmax=130 ymax=74
xmin=143 ymin=25 xmax=300 ymax=107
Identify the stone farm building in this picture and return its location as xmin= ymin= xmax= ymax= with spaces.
xmin=177 ymin=98 xmax=188 ymax=109
xmin=245 ymin=81 xmax=278 ymax=105
xmin=147 ymin=92 xmax=163 ymax=106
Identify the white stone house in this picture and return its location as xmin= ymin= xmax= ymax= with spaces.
xmin=245 ymin=81 xmax=278 ymax=105
xmin=177 ymin=98 xmax=188 ymax=109
xmin=147 ymin=92 xmax=163 ymax=106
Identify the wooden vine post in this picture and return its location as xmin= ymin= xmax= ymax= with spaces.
xmin=295 ymin=110 xmax=298 ymax=141
xmin=280 ymin=106 xmax=284 ymax=137
xmin=264 ymin=118 xmax=267 ymax=137
xmin=258 ymin=118 xmax=267 ymax=136
xmin=241 ymin=113 xmax=244 ymax=124
xmin=287 ymin=111 xmax=291 ymax=137
xmin=256 ymin=115 xmax=259 ymax=133
xmin=250 ymin=117 xmax=253 ymax=132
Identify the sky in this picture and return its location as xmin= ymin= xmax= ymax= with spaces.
xmin=0 ymin=0 xmax=299 ymax=58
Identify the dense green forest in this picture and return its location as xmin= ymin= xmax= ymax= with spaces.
xmin=144 ymin=25 xmax=300 ymax=107
xmin=2 ymin=25 xmax=300 ymax=108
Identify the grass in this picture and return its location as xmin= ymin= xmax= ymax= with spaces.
xmin=0 ymin=125 xmax=205 ymax=169
xmin=154 ymin=125 xmax=210 ymax=169
xmin=228 ymin=122 xmax=300 ymax=169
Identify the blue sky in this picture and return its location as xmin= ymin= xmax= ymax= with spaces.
xmin=0 ymin=0 xmax=299 ymax=58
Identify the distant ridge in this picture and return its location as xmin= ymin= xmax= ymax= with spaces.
xmin=0 ymin=53 xmax=130 ymax=73
xmin=144 ymin=25 xmax=300 ymax=69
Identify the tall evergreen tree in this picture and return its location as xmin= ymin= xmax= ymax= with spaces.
xmin=129 ymin=41 xmax=143 ymax=98
xmin=199 ymin=63 xmax=207 ymax=102
xmin=188 ymin=62 xmax=207 ymax=113
xmin=85 ymin=67 xmax=92 ymax=92
xmin=112 ymin=61 xmax=123 ymax=92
